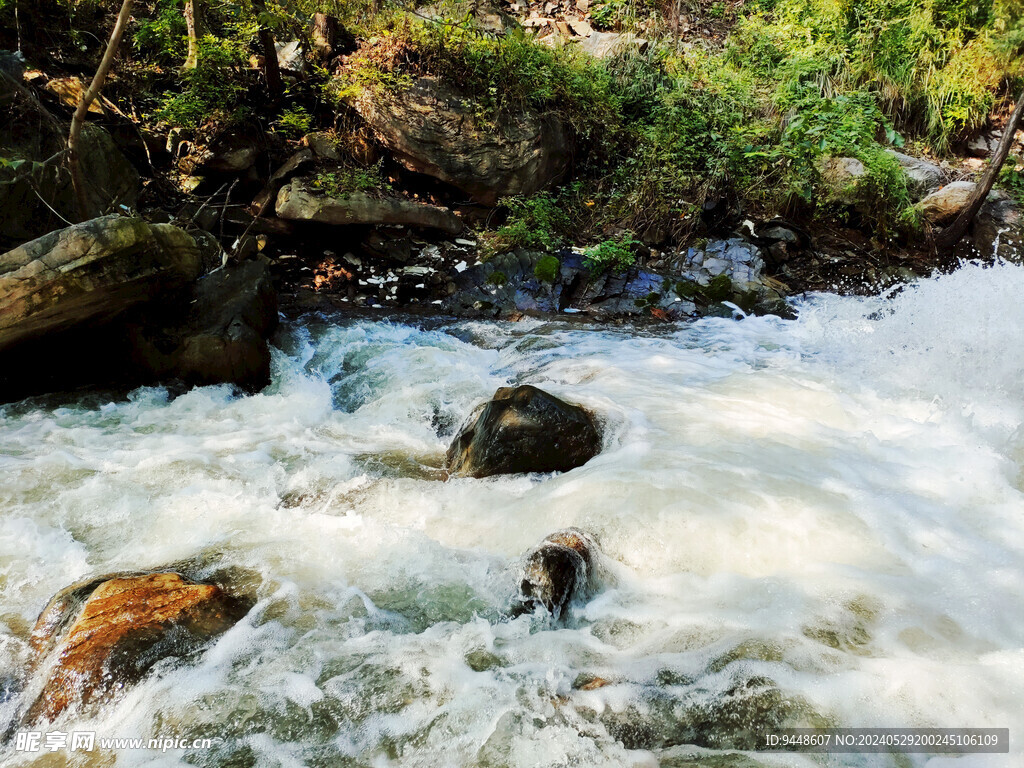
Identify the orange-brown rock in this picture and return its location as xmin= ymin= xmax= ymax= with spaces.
xmin=25 ymin=572 xmax=248 ymax=722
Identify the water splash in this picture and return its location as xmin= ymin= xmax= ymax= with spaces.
xmin=1 ymin=262 xmax=1022 ymax=766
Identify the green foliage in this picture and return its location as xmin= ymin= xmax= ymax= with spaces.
xmin=274 ymin=106 xmax=312 ymax=138
xmin=598 ymin=48 xmax=752 ymax=239
xmin=154 ymin=35 xmax=249 ymax=128
xmin=583 ymin=232 xmax=640 ymax=274
xmin=133 ymin=0 xmax=187 ymax=63
xmin=1000 ymin=161 xmax=1024 ymax=205
xmin=311 ymin=160 xmax=391 ymax=197
xmin=533 ymin=255 xmax=561 ymax=284
xmin=729 ymin=0 xmax=1024 ymax=151
xmin=486 ymin=270 xmax=508 ymax=286
xmin=483 ymin=193 xmax=570 ymax=257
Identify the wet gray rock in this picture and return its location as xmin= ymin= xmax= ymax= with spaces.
xmin=886 ymin=150 xmax=946 ymax=200
xmin=670 ymin=237 xmax=765 ymax=292
xmin=515 ymin=529 xmax=599 ymax=618
xmin=444 ymin=242 xmax=789 ymax=320
xmin=971 ymin=195 xmax=1024 ymax=260
xmin=446 ymin=385 xmax=601 ymax=478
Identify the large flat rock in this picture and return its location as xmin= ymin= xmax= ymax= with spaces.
xmin=0 ymin=215 xmax=201 ymax=354
xmin=276 ymin=179 xmax=464 ymax=234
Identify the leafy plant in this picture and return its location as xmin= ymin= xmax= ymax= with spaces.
xmin=311 ymin=160 xmax=391 ymax=197
xmin=275 ymin=106 xmax=312 ymax=138
xmin=133 ymin=0 xmax=187 ymax=63
xmin=999 ymin=160 xmax=1024 ymax=204
xmin=154 ymin=34 xmax=249 ymax=128
xmin=583 ymin=232 xmax=641 ymax=273
xmin=482 ymin=193 xmax=570 ymax=257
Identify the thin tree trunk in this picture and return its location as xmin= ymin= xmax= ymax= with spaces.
xmin=934 ymin=89 xmax=1024 ymax=252
xmin=68 ymin=0 xmax=133 ymax=221
xmin=183 ymin=0 xmax=205 ymax=70
xmin=311 ymin=12 xmax=337 ymax=63
xmin=252 ymin=0 xmax=283 ymax=104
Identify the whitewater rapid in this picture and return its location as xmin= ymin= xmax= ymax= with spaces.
xmin=1 ymin=261 xmax=1023 ymax=767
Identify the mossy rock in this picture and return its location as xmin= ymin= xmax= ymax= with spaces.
xmin=533 ymin=255 xmax=560 ymax=284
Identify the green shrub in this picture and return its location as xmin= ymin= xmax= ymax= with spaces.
xmin=483 ymin=193 xmax=570 ymax=257
xmin=311 ymin=160 xmax=391 ymax=197
xmin=275 ymin=106 xmax=313 ymax=138
xmin=133 ymin=0 xmax=187 ymax=63
xmin=154 ymin=35 xmax=249 ymax=128
xmin=729 ymin=0 xmax=1024 ymax=151
xmin=583 ymin=232 xmax=640 ymax=274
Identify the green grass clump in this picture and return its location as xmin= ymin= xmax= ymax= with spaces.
xmin=274 ymin=107 xmax=313 ymax=139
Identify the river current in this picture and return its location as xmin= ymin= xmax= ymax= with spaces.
xmin=1 ymin=260 xmax=1022 ymax=767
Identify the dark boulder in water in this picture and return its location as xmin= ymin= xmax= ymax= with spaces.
xmin=127 ymin=256 xmax=279 ymax=392
xmin=446 ymin=385 xmax=601 ymax=478
xmin=22 ymin=571 xmax=249 ymax=723
xmin=515 ymin=529 xmax=599 ymax=618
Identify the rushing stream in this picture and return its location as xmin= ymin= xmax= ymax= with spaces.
xmin=1 ymin=260 xmax=1023 ymax=767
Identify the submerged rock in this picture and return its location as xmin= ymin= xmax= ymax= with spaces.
xmin=446 ymin=385 xmax=601 ymax=478
xmin=0 ymin=215 xmax=201 ymax=355
xmin=972 ymin=195 xmax=1024 ymax=259
xmin=23 ymin=572 xmax=248 ymax=723
xmin=515 ymin=528 xmax=599 ymax=618
xmin=352 ymin=75 xmax=571 ymax=205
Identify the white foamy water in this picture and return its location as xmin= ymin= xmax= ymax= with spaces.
xmin=1 ymin=261 xmax=1023 ymax=767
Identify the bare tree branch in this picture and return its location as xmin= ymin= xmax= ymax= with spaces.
xmin=67 ymin=0 xmax=134 ymax=222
